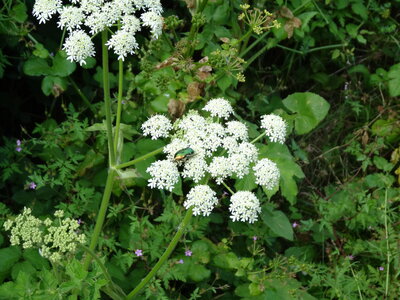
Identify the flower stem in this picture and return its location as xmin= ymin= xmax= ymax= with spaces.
xmin=250 ymin=132 xmax=266 ymax=144
xmin=384 ymin=188 xmax=390 ymax=297
xmin=222 ymin=181 xmax=235 ymax=194
xmin=102 ymin=30 xmax=116 ymax=166
xmin=68 ymin=77 xmax=95 ymax=113
xmin=115 ymin=147 xmax=164 ymax=170
xmin=113 ymin=58 xmax=124 ymax=161
xmin=83 ymin=169 xmax=116 ymax=270
xmin=125 ymin=207 xmax=194 ymax=299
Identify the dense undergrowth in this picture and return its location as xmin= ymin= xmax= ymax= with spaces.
xmin=0 ymin=0 xmax=399 ymax=299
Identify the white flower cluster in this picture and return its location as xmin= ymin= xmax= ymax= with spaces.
xmin=32 ymin=0 xmax=164 ymax=64
xmin=3 ymin=208 xmax=86 ymax=263
xmin=260 ymin=114 xmax=287 ymax=144
xmin=142 ymin=98 xmax=287 ymax=223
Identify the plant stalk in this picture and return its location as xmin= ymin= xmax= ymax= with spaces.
xmin=115 ymin=147 xmax=164 ymax=170
xmin=125 ymin=207 xmax=194 ymax=299
xmin=113 ymin=58 xmax=124 ymax=161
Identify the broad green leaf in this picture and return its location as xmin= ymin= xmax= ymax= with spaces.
xmin=81 ymin=57 xmax=96 ymax=69
xmin=217 ymin=74 xmax=233 ymax=92
xmin=282 ymin=92 xmax=330 ymax=135
xmin=235 ymin=169 xmax=257 ymax=191
xmin=10 ymin=3 xmax=27 ymax=23
xmin=23 ymin=57 xmax=51 ymax=76
xmin=33 ymin=43 xmax=49 ymax=59
xmin=0 ymin=246 xmax=21 ymax=282
xmin=262 ymin=206 xmax=293 ymax=241
xmin=150 ymin=93 xmax=171 ymax=113
xmin=388 ymin=63 xmax=400 ymax=97
xmin=66 ymin=259 xmax=88 ymax=281
xmin=213 ymin=252 xmax=240 ymax=270
xmin=41 ymin=76 xmax=68 ymax=96
xmin=22 ymin=248 xmax=50 ymax=270
xmin=213 ymin=1 xmax=230 ymax=24
xmin=351 ymin=3 xmax=368 ymax=20
xmin=191 ymin=240 xmax=210 ymax=264
xmin=189 ymin=264 xmax=211 ymax=282
xmin=50 ymin=51 xmax=76 ymax=77
xmin=258 ymin=143 xmax=304 ymax=204
xmin=11 ymin=261 xmax=35 ymax=280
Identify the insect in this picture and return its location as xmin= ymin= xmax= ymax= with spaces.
xmin=174 ymin=147 xmax=195 ymax=161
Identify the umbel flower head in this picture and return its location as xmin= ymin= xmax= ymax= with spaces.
xmin=32 ymin=0 xmax=164 ymax=64
xmin=142 ymin=98 xmax=286 ymax=223
xmin=3 ymin=208 xmax=86 ymax=263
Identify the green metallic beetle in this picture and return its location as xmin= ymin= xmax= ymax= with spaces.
xmin=174 ymin=147 xmax=195 ymax=161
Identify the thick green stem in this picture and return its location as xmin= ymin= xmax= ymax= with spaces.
xmin=102 ymin=30 xmax=116 ymax=166
xmin=240 ymin=31 xmax=268 ymax=58
xmin=222 ymin=181 xmax=235 ymax=194
xmin=125 ymin=208 xmax=194 ymax=299
xmin=113 ymin=58 xmax=124 ymax=160
xmin=384 ymin=188 xmax=390 ymax=297
xmin=115 ymin=147 xmax=164 ymax=170
xmin=83 ymin=169 xmax=116 ymax=270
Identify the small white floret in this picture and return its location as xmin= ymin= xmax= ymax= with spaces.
xmin=260 ymin=114 xmax=287 ymax=144
xmin=63 ymin=30 xmax=95 ymax=65
xmin=229 ymin=191 xmax=261 ymax=223
xmin=253 ymin=158 xmax=280 ymax=190
xmin=147 ymin=160 xmax=180 ymax=191
xmin=183 ymin=185 xmax=218 ymax=216
xmin=203 ymin=98 xmax=234 ymax=119
xmin=141 ymin=115 xmax=172 ymax=139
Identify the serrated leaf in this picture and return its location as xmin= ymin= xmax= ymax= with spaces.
xmin=282 ymin=92 xmax=330 ymax=135
xmin=388 ymin=63 xmax=400 ymax=97
xmin=262 ymin=206 xmax=293 ymax=240
xmin=258 ymin=143 xmax=304 ymax=204
xmin=235 ymin=170 xmax=257 ymax=191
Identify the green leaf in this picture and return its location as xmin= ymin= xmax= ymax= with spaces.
xmin=66 ymin=259 xmax=88 ymax=282
xmin=0 ymin=246 xmax=21 ymax=282
xmin=41 ymin=76 xmax=68 ymax=96
xmin=191 ymin=240 xmax=210 ymax=264
xmin=189 ymin=264 xmax=211 ymax=282
xmin=373 ymin=157 xmax=393 ymax=172
xmin=262 ymin=205 xmax=293 ymax=241
xmin=282 ymin=92 xmax=330 ymax=135
xmin=22 ymin=248 xmax=50 ymax=270
xmin=212 ymin=1 xmax=230 ymax=24
xmin=351 ymin=3 xmax=368 ymax=20
xmin=10 ymin=3 xmax=27 ymax=23
xmin=258 ymin=143 xmax=304 ymax=204
xmin=217 ymin=74 xmax=233 ymax=92
xmin=11 ymin=261 xmax=35 ymax=280
xmin=235 ymin=170 xmax=257 ymax=191
xmin=23 ymin=57 xmax=51 ymax=76
xmin=81 ymin=57 xmax=96 ymax=69
xmin=150 ymin=93 xmax=172 ymax=113
xmin=213 ymin=252 xmax=240 ymax=270
xmin=50 ymin=51 xmax=76 ymax=77
xmin=33 ymin=43 xmax=50 ymax=59
xmin=388 ymin=63 xmax=400 ymax=97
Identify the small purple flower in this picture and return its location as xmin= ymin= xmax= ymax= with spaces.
xmin=135 ymin=249 xmax=143 ymax=257
xmin=16 ymin=140 xmax=21 ymax=146
xmin=379 ymin=266 xmax=384 ymax=271
xmin=29 ymin=182 xmax=37 ymax=190
xmin=77 ymin=219 xmax=83 ymax=225
xmin=185 ymin=250 xmax=192 ymax=257
xmin=122 ymin=100 xmax=126 ymax=104
xmin=16 ymin=147 xmax=22 ymax=152
xmin=177 ymin=259 xmax=184 ymax=264
xmin=347 ymin=255 xmax=354 ymax=260
xmin=253 ymin=236 xmax=258 ymax=241
xmin=292 ymin=222 xmax=299 ymax=228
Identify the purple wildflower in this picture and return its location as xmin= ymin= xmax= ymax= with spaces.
xmin=185 ymin=250 xmax=192 ymax=257
xmin=379 ymin=266 xmax=384 ymax=271
xmin=29 ymin=182 xmax=37 ymax=189
xmin=253 ymin=236 xmax=258 ymax=241
xmin=77 ymin=219 xmax=83 ymax=225
xmin=16 ymin=147 xmax=22 ymax=152
xmin=177 ymin=259 xmax=184 ymax=264
xmin=347 ymin=255 xmax=354 ymax=260
xmin=135 ymin=249 xmax=143 ymax=257
xmin=292 ymin=222 xmax=299 ymax=228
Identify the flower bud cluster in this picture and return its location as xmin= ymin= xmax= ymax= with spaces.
xmin=32 ymin=0 xmax=164 ymax=64
xmin=141 ymin=97 xmax=288 ymax=223
xmin=3 ymin=208 xmax=86 ymax=263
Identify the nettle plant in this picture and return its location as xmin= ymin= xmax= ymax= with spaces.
xmin=2 ymin=0 xmax=331 ymax=299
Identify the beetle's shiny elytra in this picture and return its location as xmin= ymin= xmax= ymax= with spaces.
xmin=174 ymin=147 xmax=195 ymax=161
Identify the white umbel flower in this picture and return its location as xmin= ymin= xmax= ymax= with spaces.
xmin=141 ymin=115 xmax=172 ymax=139
xmin=229 ymin=191 xmax=261 ymax=223
xmin=147 ymin=160 xmax=179 ymax=191
xmin=183 ymin=185 xmax=218 ymax=216
xmin=182 ymin=154 xmax=207 ymax=183
xmin=121 ymin=15 xmax=141 ymax=33
xmin=253 ymin=158 xmax=280 ymax=190
xmin=260 ymin=114 xmax=287 ymax=144
xmin=63 ymin=30 xmax=95 ymax=65
xmin=226 ymin=121 xmax=248 ymax=141
xmin=80 ymin=0 xmax=104 ymax=13
xmin=203 ymin=98 xmax=234 ymax=119
xmin=33 ymin=0 xmax=62 ymax=24
xmin=141 ymin=11 xmax=163 ymax=39
xmin=106 ymin=29 xmax=139 ymax=60
xmin=57 ymin=6 xmax=84 ymax=31
xmin=208 ymin=156 xmax=232 ymax=184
